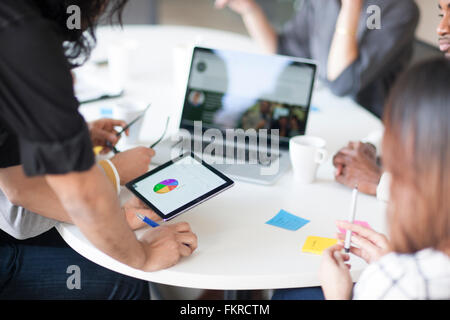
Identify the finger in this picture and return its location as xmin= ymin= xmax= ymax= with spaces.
xmin=333 ymin=251 xmax=352 ymax=272
xmin=108 ymin=119 xmax=128 ymax=129
xmin=338 ymin=148 xmax=358 ymax=158
xmin=323 ymin=243 xmax=344 ymax=258
xmin=348 ymin=141 xmax=358 ymax=149
xmin=176 ymin=233 xmax=198 ymax=252
xmin=173 ymin=222 xmax=192 ymax=233
xmin=92 ymin=128 xmax=118 ymax=146
xmin=178 ymin=242 xmax=193 ymax=257
xmin=336 ymin=220 xmax=386 ymax=246
xmin=335 ymin=164 xmax=344 ymax=176
xmin=333 ymin=152 xmax=351 ymax=166
xmin=336 ymin=232 xmax=346 ymax=240
xmin=100 ymin=147 xmax=111 ymax=155
xmin=335 ymin=171 xmax=352 ymax=186
xmin=138 ymin=208 xmax=163 ymax=222
xmin=350 ymin=234 xmax=381 ymax=257
xmin=349 ymin=246 xmax=364 ymax=259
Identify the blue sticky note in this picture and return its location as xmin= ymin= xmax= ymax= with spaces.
xmin=266 ymin=210 xmax=310 ymax=231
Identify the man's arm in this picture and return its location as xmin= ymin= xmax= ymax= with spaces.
xmin=327 ymin=0 xmax=363 ymax=81
xmin=215 ymin=0 xmax=278 ymax=53
xmin=0 ymin=166 xmax=70 ymax=222
xmin=326 ymin=0 xmax=420 ymax=97
xmin=45 ymin=164 xmax=197 ymax=271
xmin=0 ymin=144 xmax=157 ymax=225
xmin=0 ymin=163 xmax=185 ymax=269
xmin=45 ymin=165 xmax=147 ymax=269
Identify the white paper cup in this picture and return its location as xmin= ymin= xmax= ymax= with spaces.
xmin=289 ymin=136 xmax=328 ymax=184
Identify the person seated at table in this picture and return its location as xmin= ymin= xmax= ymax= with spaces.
xmin=215 ymin=0 xmax=419 ymax=118
xmin=0 ymin=0 xmax=197 ymax=300
xmin=332 ymin=0 xmax=450 ymax=199
xmin=274 ymin=57 xmax=450 ymax=300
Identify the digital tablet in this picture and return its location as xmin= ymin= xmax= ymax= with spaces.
xmin=126 ymin=152 xmax=234 ymax=221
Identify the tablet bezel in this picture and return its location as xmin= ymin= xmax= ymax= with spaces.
xmin=125 ymin=152 xmax=234 ymax=221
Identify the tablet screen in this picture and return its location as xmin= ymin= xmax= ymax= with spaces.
xmin=126 ymin=153 xmax=234 ymax=220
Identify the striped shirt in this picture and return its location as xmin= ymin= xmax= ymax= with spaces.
xmin=353 ymin=249 xmax=450 ymax=299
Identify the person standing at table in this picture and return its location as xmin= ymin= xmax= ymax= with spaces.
xmin=0 ymin=0 xmax=197 ymax=299
xmin=215 ymin=0 xmax=419 ymax=118
xmin=332 ymin=0 xmax=450 ymax=199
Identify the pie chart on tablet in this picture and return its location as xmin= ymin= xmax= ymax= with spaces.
xmin=153 ymin=179 xmax=179 ymax=194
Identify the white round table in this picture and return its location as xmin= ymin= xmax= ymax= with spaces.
xmin=58 ymin=25 xmax=386 ymax=290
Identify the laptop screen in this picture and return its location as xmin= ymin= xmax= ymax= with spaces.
xmin=180 ymin=47 xmax=317 ymax=147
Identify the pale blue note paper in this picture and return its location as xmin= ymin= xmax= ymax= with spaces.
xmin=266 ymin=210 xmax=310 ymax=231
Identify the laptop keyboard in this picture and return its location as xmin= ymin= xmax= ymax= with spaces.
xmin=187 ymin=140 xmax=280 ymax=166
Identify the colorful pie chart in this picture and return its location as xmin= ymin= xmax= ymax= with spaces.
xmin=153 ymin=179 xmax=179 ymax=194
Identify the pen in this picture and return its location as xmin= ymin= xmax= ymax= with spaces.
xmin=344 ymin=186 xmax=358 ymax=253
xmin=106 ymin=103 xmax=152 ymax=154
xmin=116 ymin=103 xmax=151 ymax=137
xmin=150 ymin=117 xmax=170 ymax=149
xmin=135 ymin=213 xmax=160 ymax=228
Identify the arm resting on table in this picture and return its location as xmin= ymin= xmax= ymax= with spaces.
xmin=45 ymin=164 xmax=146 ymax=270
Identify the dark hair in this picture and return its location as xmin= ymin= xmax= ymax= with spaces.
xmin=33 ymin=0 xmax=129 ymax=67
xmin=382 ymin=57 xmax=450 ymax=254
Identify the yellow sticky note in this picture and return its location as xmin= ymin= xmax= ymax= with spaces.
xmin=93 ymin=146 xmax=103 ymax=155
xmin=302 ymin=236 xmax=338 ymax=255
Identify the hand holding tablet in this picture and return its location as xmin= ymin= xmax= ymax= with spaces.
xmin=126 ymin=152 xmax=234 ymax=221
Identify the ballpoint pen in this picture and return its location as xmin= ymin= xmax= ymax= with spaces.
xmin=106 ymin=103 xmax=152 ymax=154
xmin=150 ymin=117 xmax=170 ymax=149
xmin=135 ymin=212 xmax=160 ymax=228
xmin=344 ymin=186 xmax=358 ymax=253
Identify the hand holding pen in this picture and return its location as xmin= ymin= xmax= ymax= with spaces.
xmin=335 ymin=185 xmax=391 ymax=263
xmin=103 ymin=104 xmax=170 ymax=154
xmin=88 ymin=118 xmax=130 ymax=154
xmin=106 ymin=103 xmax=152 ymax=154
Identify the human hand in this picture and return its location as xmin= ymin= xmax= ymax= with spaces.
xmin=214 ymin=0 xmax=258 ymax=16
xmin=110 ymin=146 xmax=155 ymax=185
xmin=333 ymin=141 xmax=382 ymax=195
xmin=88 ymin=118 xmax=128 ymax=154
xmin=122 ymin=196 xmax=162 ymax=230
xmin=319 ymin=244 xmax=353 ymax=300
xmin=336 ymin=220 xmax=391 ymax=264
xmin=140 ymin=222 xmax=198 ymax=272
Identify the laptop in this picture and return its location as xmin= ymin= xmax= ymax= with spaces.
xmin=154 ymin=46 xmax=317 ymax=185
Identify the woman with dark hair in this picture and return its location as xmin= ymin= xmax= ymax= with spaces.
xmin=320 ymin=58 xmax=450 ymax=299
xmin=0 ymin=0 xmax=198 ymax=299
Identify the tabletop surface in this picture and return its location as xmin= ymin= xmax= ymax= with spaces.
xmin=58 ymin=25 xmax=386 ymax=290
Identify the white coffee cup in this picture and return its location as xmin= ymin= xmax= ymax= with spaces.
xmin=289 ymin=136 xmax=328 ymax=184
xmin=113 ymin=100 xmax=147 ymax=145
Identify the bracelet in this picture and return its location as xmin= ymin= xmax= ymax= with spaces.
xmin=98 ymin=159 xmax=121 ymax=195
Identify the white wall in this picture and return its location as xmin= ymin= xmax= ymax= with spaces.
xmin=415 ymin=0 xmax=441 ymax=46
